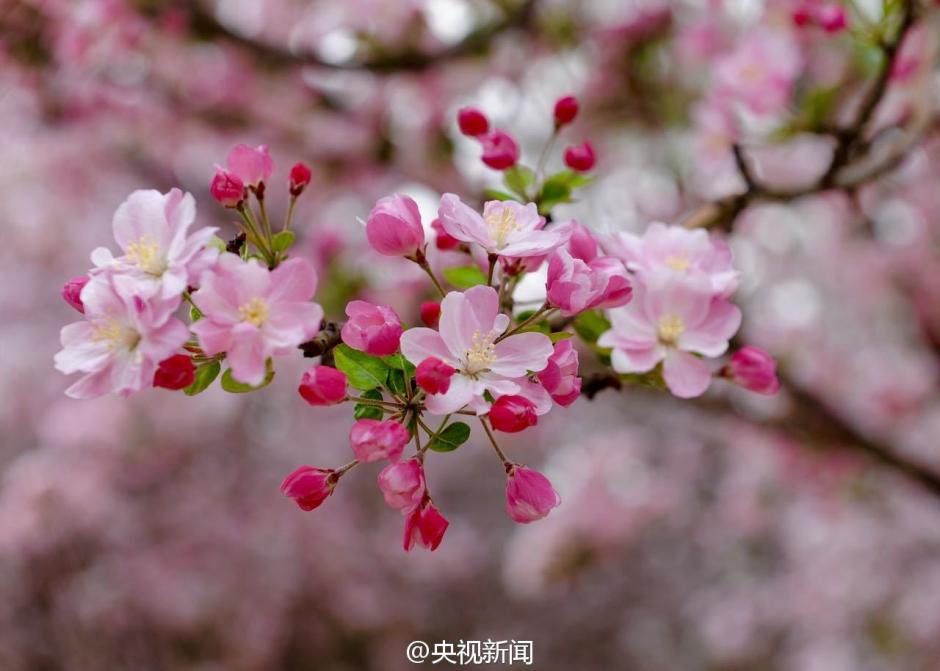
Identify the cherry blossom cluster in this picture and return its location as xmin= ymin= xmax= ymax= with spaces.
xmin=54 ymin=97 xmax=780 ymax=553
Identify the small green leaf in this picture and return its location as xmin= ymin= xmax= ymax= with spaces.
xmin=383 ymin=353 xmax=416 ymax=376
xmin=207 ymin=235 xmax=227 ymax=252
xmin=354 ymin=389 xmax=385 ymax=420
xmin=334 ymin=344 xmax=389 ymax=391
xmin=189 ymin=303 xmax=203 ymax=322
xmin=388 ymin=368 xmax=408 ymax=396
xmin=573 ymin=310 xmax=611 ymax=344
xmin=538 ymin=177 xmax=573 ymax=214
xmin=184 ymin=360 xmax=220 ymax=396
xmin=272 ymin=230 xmax=296 ymax=252
xmin=428 ymin=421 xmax=471 ymax=452
xmin=443 ymin=265 xmax=487 ymax=289
xmin=549 ymin=330 xmax=575 ymax=342
xmin=483 ymin=189 xmax=518 ymax=202
xmin=220 ymin=360 xmax=275 ymax=393
xmin=504 ymin=165 xmax=535 ymax=198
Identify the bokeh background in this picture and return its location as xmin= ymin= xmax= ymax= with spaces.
xmin=4 ymin=0 xmax=940 ymax=669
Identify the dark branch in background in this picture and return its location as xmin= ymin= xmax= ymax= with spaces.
xmin=179 ymin=0 xmax=538 ymax=73
xmin=299 ymin=321 xmax=343 ymax=358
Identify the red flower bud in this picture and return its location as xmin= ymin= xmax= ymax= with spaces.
xmin=563 ymin=142 xmax=596 ymax=172
xmin=553 ymin=95 xmax=579 ymax=126
xmin=415 ymin=357 xmax=456 ymax=395
xmin=479 ymin=130 xmax=519 ymax=170
xmin=210 ymin=168 xmax=245 ymax=207
xmin=298 ymin=365 xmax=348 ymax=406
xmin=281 ymin=466 xmax=337 ymax=511
xmin=420 ymin=301 xmax=441 ymax=328
xmin=61 ymin=275 xmax=90 ymax=313
xmin=153 ymin=354 xmax=196 ymax=390
xmin=457 ymin=107 xmax=490 ymax=137
xmin=431 ymin=218 xmax=461 ymax=251
xmin=489 ymin=395 xmax=538 ymax=433
xmin=289 ymin=162 xmax=312 ymax=196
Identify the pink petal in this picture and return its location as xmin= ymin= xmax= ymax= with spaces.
xmin=400 ymin=328 xmax=455 ymax=366
xmin=662 ymin=349 xmax=712 ymax=398
xmin=491 ymin=332 xmax=554 ymax=377
xmin=267 ymin=257 xmax=318 ymax=304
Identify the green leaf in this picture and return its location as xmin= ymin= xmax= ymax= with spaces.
xmin=538 ymin=178 xmax=573 ymax=214
xmin=504 ymin=165 xmax=535 ymax=198
xmin=272 ymin=230 xmax=296 ymax=252
xmin=388 ymin=368 xmax=408 ymax=396
xmin=383 ymin=353 xmax=416 ymax=377
xmin=184 ymin=360 xmax=220 ymax=396
xmin=354 ymin=389 xmax=385 ymax=420
xmin=220 ymin=360 xmax=275 ymax=393
xmin=443 ymin=265 xmax=487 ymax=289
xmin=483 ymin=189 xmax=518 ymax=202
xmin=189 ymin=303 xmax=203 ymax=322
xmin=549 ymin=330 xmax=575 ymax=343
xmin=428 ymin=422 xmax=471 ymax=453
xmin=573 ymin=310 xmax=611 ymax=344
xmin=334 ymin=344 xmax=389 ymax=391
xmin=207 ymin=235 xmax=227 ymax=252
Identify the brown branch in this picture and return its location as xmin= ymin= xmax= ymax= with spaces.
xmin=298 ymin=321 xmax=343 ymax=358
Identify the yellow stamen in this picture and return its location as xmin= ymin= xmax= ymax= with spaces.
xmin=92 ymin=317 xmax=140 ymax=350
xmin=484 ymin=206 xmax=519 ymax=249
xmin=126 ymin=236 xmax=166 ymax=276
xmin=657 ymin=315 xmax=685 ymax=346
xmin=238 ymin=297 xmax=269 ymax=327
xmin=664 ymin=254 xmax=690 ymax=272
xmin=463 ymin=329 xmax=498 ymax=375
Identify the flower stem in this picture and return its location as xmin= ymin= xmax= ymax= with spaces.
xmin=486 ymin=253 xmax=498 ymax=287
xmin=284 ymin=196 xmax=297 ymax=232
xmin=336 ymin=459 xmax=360 ymax=477
xmin=479 ymin=417 xmax=511 ymax=467
xmin=496 ymin=303 xmax=555 ymax=342
xmin=417 ymin=258 xmax=446 ymax=298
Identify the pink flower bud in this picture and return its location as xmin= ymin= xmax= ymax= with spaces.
xmin=479 ymin=129 xmax=519 ymax=170
xmin=298 ymin=365 xmax=348 ymax=406
xmin=817 ymin=4 xmax=847 ymax=32
xmin=226 ymin=143 xmax=274 ymax=187
xmin=563 ymin=141 xmax=596 ymax=172
xmin=403 ymin=499 xmax=449 ymax=552
xmin=554 ymin=95 xmax=579 ymax=126
xmin=546 ymin=249 xmax=632 ymax=315
xmin=350 ymin=419 xmax=409 ymax=463
xmin=457 ymin=106 xmax=489 ymax=136
xmin=61 ymin=275 xmax=90 ymax=313
xmin=792 ymin=6 xmax=813 ymax=26
xmin=725 ymin=346 xmax=781 ymax=395
xmin=536 ymin=339 xmax=581 ymax=407
xmin=341 ymin=300 xmax=403 ymax=356
xmin=365 ymin=194 xmax=426 ymax=257
xmin=281 ymin=466 xmax=337 ymax=511
xmin=420 ymin=301 xmax=441 ymax=328
xmin=289 ymin=162 xmax=312 ymax=196
xmin=431 ymin=217 xmax=461 ymax=251
xmin=567 ymin=220 xmax=599 ymax=262
xmin=210 ymin=169 xmax=245 ymax=207
xmin=153 ymin=354 xmax=195 ymax=390
xmin=415 ymin=357 xmax=456 ymax=395
xmin=489 ymin=395 xmax=538 ymax=433
xmin=505 ymin=465 xmax=561 ymax=523
xmin=378 ymin=458 xmax=425 ymax=510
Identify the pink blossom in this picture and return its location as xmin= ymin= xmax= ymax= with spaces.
xmin=225 ymin=143 xmax=274 ymax=187
xmin=90 ymin=189 xmax=219 ymax=302
xmin=713 ymin=27 xmax=802 ymax=115
xmin=280 ymin=466 xmax=336 ymax=511
xmin=438 ymin=194 xmax=572 ymax=258
xmin=61 ymin=276 xmax=90 ymax=313
xmin=341 ymin=300 xmax=403 ymax=356
xmin=191 ymin=255 xmax=324 ymax=386
xmin=489 ymin=395 xmax=538 ymax=433
xmin=604 ymin=222 xmax=739 ymax=297
xmin=724 ymin=346 xmax=781 ymax=395
xmin=403 ymin=499 xmax=449 ymax=551
xmin=478 ymin=129 xmax=519 ymax=170
xmin=153 ymin=354 xmax=195 ymax=390
xmin=554 ymin=95 xmax=579 ymax=126
xmin=289 ymin=162 xmax=312 ymax=196
xmin=54 ymin=274 xmax=189 ymax=399
xmin=349 ymin=419 xmax=409 ymax=463
xmin=415 ymin=357 xmax=456 ymax=395
xmin=564 ymin=142 xmax=596 ymax=172
xmin=400 ymin=286 xmax=554 ymax=414
xmin=567 ymin=221 xmax=600 ymax=263
xmin=536 ymin=339 xmax=581 ymax=407
xmin=546 ymin=248 xmax=632 ymax=315
xmin=457 ymin=107 xmax=489 ymax=136
xmin=505 ymin=465 xmax=561 ymax=523
xmin=298 ymin=365 xmax=348 ymax=406
xmin=210 ymin=169 xmax=245 ymax=207
xmin=377 ymin=459 xmax=425 ymax=510
xmin=365 ymin=194 xmax=425 ymax=257
xmin=598 ymin=275 xmax=742 ymax=398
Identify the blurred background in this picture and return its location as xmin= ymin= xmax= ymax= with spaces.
xmin=4 ymin=0 xmax=940 ymax=669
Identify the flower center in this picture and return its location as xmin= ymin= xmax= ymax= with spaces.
xmin=484 ymin=207 xmax=519 ymax=249
xmin=239 ymin=297 xmax=270 ymax=327
xmin=462 ymin=329 xmax=498 ymax=376
xmin=126 ymin=236 xmax=166 ymax=276
xmin=92 ymin=317 xmax=140 ymax=351
xmin=657 ymin=315 xmax=685 ymax=346
xmin=664 ymin=254 xmax=690 ymax=272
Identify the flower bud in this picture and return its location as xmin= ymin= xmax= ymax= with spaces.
xmin=61 ymin=275 xmax=90 ymax=313
xmin=298 ymin=365 xmax=348 ymax=406
xmin=546 ymin=248 xmax=632 ymax=315
xmin=341 ymin=300 xmax=403 ymax=356
xmin=724 ymin=346 xmax=781 ymax=395
xmin=817 ymin=4 xmax=847 ymax=32
xmin=226 ymin=143 xmax=274 ymax=188
xmin=403 ymin=499 xmax=449 ymax=551
xmin=153 ymin=354 xmax=195 ymax=390
xmin=210 ymin=169 xmax=245 ymax=208
xmin=431 ymin=217 xmax=461 ymax=251
xmin=536 ymin=339 xmax=581 ymax=407
xmin=554 ymin=95 xmax=579 ymax=126
xmin=281 ymin=466 xmax=337 ymax=511
xmin=567 ymin=220 xmax=598 ymax=262
xmin=489 ymin=395 xmax=538 ymax=433
xmin=415 ymin=357 xmax=456 ymax=395
xmin=457 ymin=106 xmax=490 ymax=137
xmin=378 ymin=458 xmax=426 ymax=510
xmin=564 ymin=142 xmax=596 ymax=172
xmin=505 ymin=465 xmax=561 ymax=523
xmin=289 ymin=161 xmax=312 ymax=196
xmin=350 ymin=419 xmax=409 ymax=463
xmin=479 ymin=129 xmax=519 ymax=170
xmin=365 ymin=194 xmax=426 ymax=257
xmin=420 ymin=301 xmax=441 ymax=328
